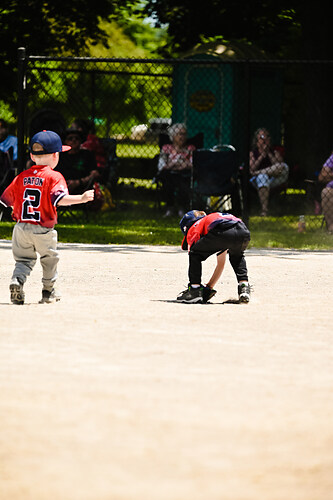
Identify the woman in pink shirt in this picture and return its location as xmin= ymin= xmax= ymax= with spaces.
xmin=158 ymin=123 xmax=195 ymax=217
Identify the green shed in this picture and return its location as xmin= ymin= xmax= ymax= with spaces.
xmin=171 ymin=41 xmax=283 ymax=157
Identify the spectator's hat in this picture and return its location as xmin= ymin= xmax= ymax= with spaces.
xmin=30 ymin=130 xmax=71 ymax=155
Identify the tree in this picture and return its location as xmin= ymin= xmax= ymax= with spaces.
xmin=0 ymin=0 xmax=169 ymax=120
xmin=0 ymin=0 xmax=115 ymax=109
xmin=142 ymin=0 xmax=332 ymax=60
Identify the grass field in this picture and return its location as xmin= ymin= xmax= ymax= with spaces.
xmin=116 ymin=142 xmax=160 ymax=158
xmin=1 ymin=206 xmax=332 ymax=249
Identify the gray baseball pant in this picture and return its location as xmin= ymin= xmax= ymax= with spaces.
xmin=11 ymin=222 xmax=59 ymax=292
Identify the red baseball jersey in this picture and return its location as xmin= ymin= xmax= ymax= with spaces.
xmin=0 ymin=164 xmax=68 ymax=228
xmin=182 ymin=212 xmax=241 ymax=250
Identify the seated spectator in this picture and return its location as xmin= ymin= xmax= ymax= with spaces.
xmin=0 ymin=119 xmax=18 ymax=192
xmin=0 ymin=118 xmax=18 ymax=161
xmin=249 ymin=127 xmax=289 ymax=216
xmin=69 ymin=118 xmax=107 ymax=171
xmin=56 ymin=128 xmax=100 ymax=194
xmin=318 ymin=149 xmax=333 ymax=234
xmin=157 ymin=123 xmax=196 ymax=217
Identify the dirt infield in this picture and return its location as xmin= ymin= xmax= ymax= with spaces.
xmin=0 ymin=240 xmax=332 ymax=500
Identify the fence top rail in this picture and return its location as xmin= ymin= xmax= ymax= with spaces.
xmin=26 ymin=55 xmax=333 ymax=65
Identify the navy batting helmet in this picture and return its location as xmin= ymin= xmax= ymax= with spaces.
xmin=179 ymin=210 xmax=206 ymax=235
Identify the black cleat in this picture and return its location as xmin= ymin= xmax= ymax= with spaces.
xmin=177 ymin=285 xmax=203 ymax=304
xmin=238 ymin=283 xmax=251 ymax=303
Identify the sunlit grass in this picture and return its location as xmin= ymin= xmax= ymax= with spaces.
xmin=1 ymin=211 xmax=332 ymax=249
xmin=116 ymin=142 xmax=160 ymax=159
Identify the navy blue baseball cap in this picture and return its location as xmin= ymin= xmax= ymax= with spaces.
xmin=30 ymin=130 xmax=71 ymax=155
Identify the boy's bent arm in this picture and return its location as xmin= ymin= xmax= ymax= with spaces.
xmin=206 ymin=251 xmax=227 ymax=289
xmin=57 ymin=189 xmax=94 ymax=206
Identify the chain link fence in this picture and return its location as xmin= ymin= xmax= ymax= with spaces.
xmin=15 ymin=50 xmax=333 ymax=232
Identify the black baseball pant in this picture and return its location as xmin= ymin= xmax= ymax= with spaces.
xmin=188 ymin=221 xmax=251 ymax=284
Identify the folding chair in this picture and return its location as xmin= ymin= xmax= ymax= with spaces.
xmin=191 ymin=145 xmax=243 ymax=216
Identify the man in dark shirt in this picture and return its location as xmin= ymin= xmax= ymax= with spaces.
xmin=56 ymin=128 xmax=100 ymax=194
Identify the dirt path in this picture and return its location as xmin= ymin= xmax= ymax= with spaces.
xmin=0 ymin=241 xmax=332 ymax=500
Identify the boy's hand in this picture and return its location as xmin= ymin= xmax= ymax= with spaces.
xmin=81 ymin=189 xmax=95 ymax=203
xmin=202 ymin=286 xmax=217 ymax=303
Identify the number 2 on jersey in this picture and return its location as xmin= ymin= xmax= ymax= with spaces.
xmin=22 ymin=188 xmax=41 ymax=221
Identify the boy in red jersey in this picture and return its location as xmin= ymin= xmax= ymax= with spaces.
xmin=177 ymin=210 xmax=251 ymax=304
xmin=0 ymin=130 xmax=94 ymax=304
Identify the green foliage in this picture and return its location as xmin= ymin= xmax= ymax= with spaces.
xmin=26 ymin=56 xmax=172 ymax=139
xmin=117 ymin=11 xmax=169 ymax=55
xmin=142 ymin=1 xmax=331 ymax=60
xmin=0 ymin=0 xmax=168 ymax=113
xmin=88 ymin=20 xmax=150 ymax=58
xmin=0 ymin=0 xmax=117 ymax=108
xmin=0 ymin=101 xmax=16 ymax=126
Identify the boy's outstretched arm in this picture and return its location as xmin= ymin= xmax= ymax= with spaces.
xmin=206 ymin=251 xmax=227 ymax=289
xmin=58 ymin=189 xmax=94 ymax=206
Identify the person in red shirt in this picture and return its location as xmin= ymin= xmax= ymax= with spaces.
xmin=69 ymin=119 xmax=107 ymax=170
xmin=0 ymin=130 xmax=94 ymax=305
xmin=177 ymin=210 xmax=251 ymax=304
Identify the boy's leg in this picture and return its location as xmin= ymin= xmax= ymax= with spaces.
xmin=228 ymin=251 xmax=251 ymax=302
xmin=10 ymin=223 xmax=37 ymax=304
xmin=188 ymin=252 xmax=204 ymax=285
xmin=32 ymin=227 xmax=59 ymax=295
xmin=11 ymin=223 xmax=37 ymax=283
xmin=228 ymin=251 xmax=249 ymax=282
xmin=226 ymin=223 xmax=251 ymax=302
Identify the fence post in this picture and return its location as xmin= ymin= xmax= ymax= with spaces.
xmin=17 ymin=47 xmax=27 ymax=173
xmin=242 ymin=60 xmax=251 ymax=227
